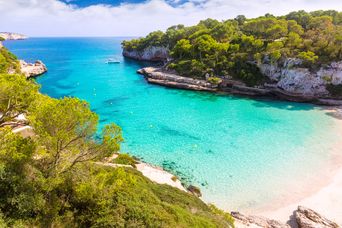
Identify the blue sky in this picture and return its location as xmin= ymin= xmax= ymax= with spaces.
xmin=0 ymin=0 xmax=341 ymax=37
xmin=60 ymin=0 xmax=144 ymax=7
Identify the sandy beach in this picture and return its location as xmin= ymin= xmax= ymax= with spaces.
xmin=259 ymin=107 xmax=342 ymax=225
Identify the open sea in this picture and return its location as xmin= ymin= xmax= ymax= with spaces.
xmin=4 ymin=37 xmax=342 ymax=212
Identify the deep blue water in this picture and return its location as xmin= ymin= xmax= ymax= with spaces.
xmin=4 ymin=37 xmax=341 ymax=212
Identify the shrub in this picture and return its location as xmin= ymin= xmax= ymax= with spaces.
xmin=207 ymin=76 xmax=222 ymax=85
xmin=113 ymin=153 xmax=137 ymax=168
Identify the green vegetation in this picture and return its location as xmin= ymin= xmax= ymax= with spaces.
xmin=0 ymin=47 xmax=20 ymax=74
xmin=0 ymin=49 xmax=234 ymax=227
xmin=112 ymin=153 xmax=137 ymax=167
xmin=122 ymin=10 xmax=342 ymax=85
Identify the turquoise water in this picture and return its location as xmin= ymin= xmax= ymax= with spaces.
xmin=5 ymin=38 xmax=341 ymax=212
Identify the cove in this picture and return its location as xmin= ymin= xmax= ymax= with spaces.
xmin=5 ymin=37 xmax=342 ymax=212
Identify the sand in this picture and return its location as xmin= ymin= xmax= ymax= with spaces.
xmin=259 ymin=107 xmax=342 ymax=225
xmin=135 ymin=163 xmax=187 ymax=191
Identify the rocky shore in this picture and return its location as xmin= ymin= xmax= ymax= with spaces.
xmin=19 ymin=60 xmax=47 ymax=78
xmin=233 ymin=206 xmax=339 ymax=228
xmin=0 ymin=32 xmax=28 ymax=40
xmin=137 ymin=67 xmax=342 ymax=106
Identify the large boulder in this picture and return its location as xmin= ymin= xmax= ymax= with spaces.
xmin=295 ymin=206 xmax=339 ymax=228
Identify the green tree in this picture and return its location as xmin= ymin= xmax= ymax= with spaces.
xmin=0 ymin=127 xmax=43 ymax=226
xmin=171 ymin=39 xmax=192 ymax=59
xmin=29 ymin=97 xmax=123 ymax=177
xmin=0 ymin=74 xmax=39 ymax=126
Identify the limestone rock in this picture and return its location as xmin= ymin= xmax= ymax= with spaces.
xmin=0 ymin=32 xmax=28 ymax=40
xmin=231 ymin=211 xmax=289 ymax=228
xmin=138 ymin=67 xmax=216 ymax=91
xmin=123 ymin=46 xmax=169 ymax=61
xmin=259 ymin=59 xmax=342 ymax=97
xmin=20 ymin=60 xmax=47 ymax=78
xmin=295 ymin=206 xmax=339 ymax=228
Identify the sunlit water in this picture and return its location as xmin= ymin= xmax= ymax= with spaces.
xmin=5 ymin=37 xmax=341 ymax=212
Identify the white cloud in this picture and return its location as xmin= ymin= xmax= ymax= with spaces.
xmin=0 ymin=0 xmax=341 ymax=37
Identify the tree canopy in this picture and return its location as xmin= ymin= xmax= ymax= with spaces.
xmin=122 ymin=10 xmax=342 ymax=85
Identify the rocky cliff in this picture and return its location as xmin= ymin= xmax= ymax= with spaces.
xmin=19 ymin=60 xmax=47 ymax=78
xmin=123 ymin=46 xmax=169 ymax=62
xmin=259 ymin=59 xmax=342 ymax=97
xmin=0 ymin=32 xmax=28 ymax=40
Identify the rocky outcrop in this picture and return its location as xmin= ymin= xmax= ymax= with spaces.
xmin=20 ymin=60 xmax=47 ymax=78
xmin=231 ymin=211 xmax=290 ymax=228
xmin=123 ymin=46 xmax=169 ymax=61
xmin=137 ymin=67 xmax=342 ymax=105
xmin=295 ymin=206 xmax=339 ymax=228
xmin=0 ymin=32 xmax=28 ymax=40
xmin=259 ymin=59 xmax=342 ymax=97
xmin=138 ymin=67 xmax=217 ymax=91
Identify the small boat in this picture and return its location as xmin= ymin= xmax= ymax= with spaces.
xmin=106 ymin=58 xmax=120 ymax=64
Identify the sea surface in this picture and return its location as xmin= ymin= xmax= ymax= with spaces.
xmin=5 ymin=37 xmax=342 ymax=212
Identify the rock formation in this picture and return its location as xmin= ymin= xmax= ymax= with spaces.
xmin=259 ymin=59 xmax=342 ymax=97
xmin=295 ymin=206 xmax=339 ymax=228
xmin=231 ymin=206 xmax=340 ymax=228
xmin=0 ymin=32 xmax=28 ymax=40
xmin=137 ymin=67 xmax=217 ymax=91
xmin=19 ymin=60 xmax=47 ymax=78
xmin=231 ymin=211 xmax=290 ymax=228
xmin=123 ymin=46 xmax=169 ymax=61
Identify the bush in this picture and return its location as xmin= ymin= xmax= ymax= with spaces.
xmin=113 ymin=153 xmax=137 ymax=168
xmin=207 ymin=76 xmax=222 ymax=85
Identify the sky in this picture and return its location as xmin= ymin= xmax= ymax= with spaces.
xmin=0 ymin=0 xmax=341 ymax=37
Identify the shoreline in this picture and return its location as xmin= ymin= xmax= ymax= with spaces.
xmin=257 ymin=107 xmax=342 ymax=225
xmin=137 ymin=67 xmax=342 ymax=106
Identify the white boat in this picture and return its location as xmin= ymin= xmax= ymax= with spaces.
xmin=106 ymin=58 xmax=120 ymax=64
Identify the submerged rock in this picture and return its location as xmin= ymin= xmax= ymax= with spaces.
xmin=295 ymin=206 xmax=339 ymax=228
xmin=20 ymin=60 xmax=47 ymax=78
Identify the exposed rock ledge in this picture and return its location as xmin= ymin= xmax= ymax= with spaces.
xmin=137 ymin=67 xmax=217 ymax=92
xmin=137 ymin=67 xmax=342 ymax=106
xmin=19 ymin=60 xmax=47 ymax=78
xmin=0 ymin=32 xmax=28 ymax=40
xmin=232 ymin=206 xmax=339 ymax=228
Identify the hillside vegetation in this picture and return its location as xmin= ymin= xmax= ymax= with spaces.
xmin=122 ymin=10 xmax=342 ymax=85
xmin=0 ymin=48 xmax=234 ymax=227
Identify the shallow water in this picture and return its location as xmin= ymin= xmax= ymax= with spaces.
xmin=5 ymin=37 xmax=341 ymax=212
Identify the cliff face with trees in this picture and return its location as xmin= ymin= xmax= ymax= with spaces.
xmin=122 ymin=10 xmax=342 ymax=97
xmin=0 ymin=46 xmax=234 ymax=227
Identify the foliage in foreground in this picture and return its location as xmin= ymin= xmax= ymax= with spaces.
xmin=0 ymin=70 xmax=234 ymax=227
xmin=0 ymin=47 xmax=20 ymax=74
xmin=122 ymin=10 xmax=342 ymax=85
